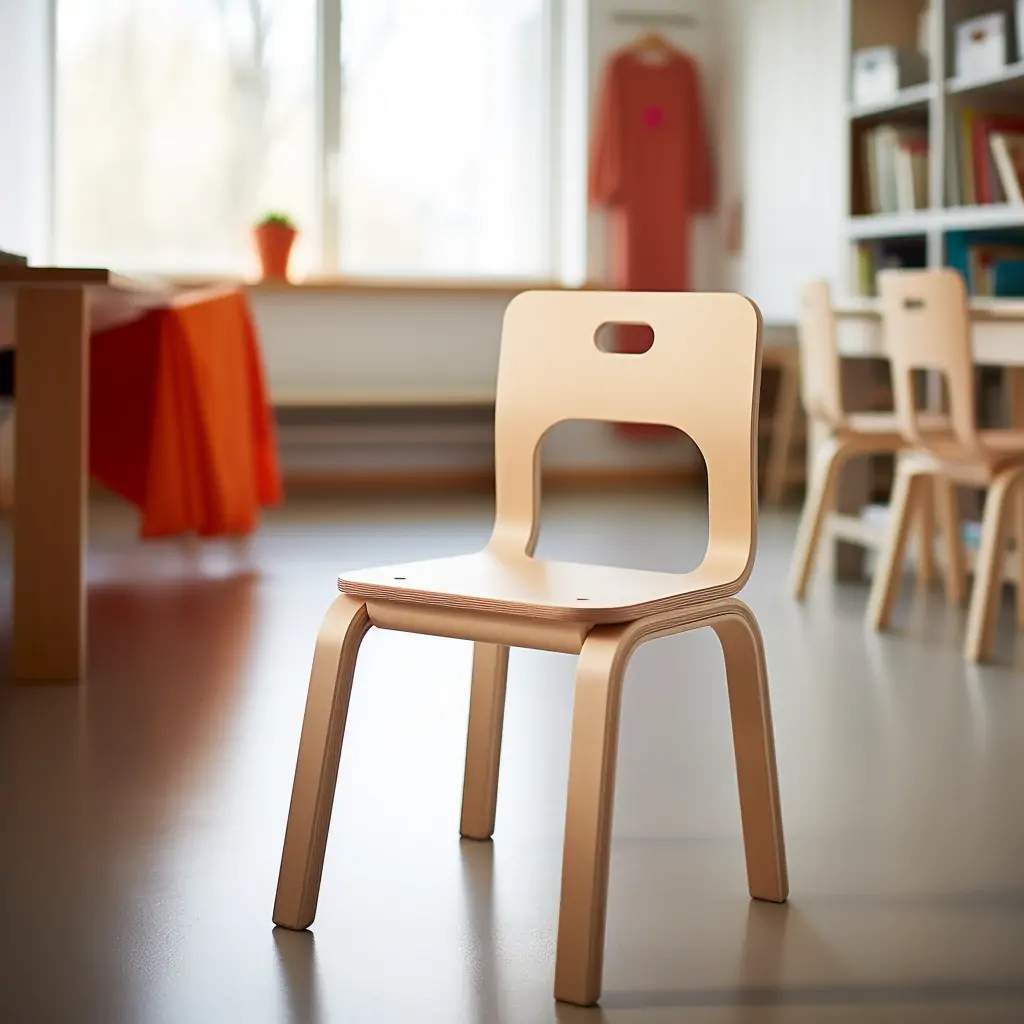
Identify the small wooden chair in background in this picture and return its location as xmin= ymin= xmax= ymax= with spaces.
xmin=271 ymin=290 xmax=788 ymax=1008
xmin=868 ymin=268 xmax=1024 ymax=662
xmin=788 ymin=281 xmax=961 ymax=602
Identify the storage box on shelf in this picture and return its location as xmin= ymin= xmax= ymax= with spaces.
xmin=852 ymin=45 xmax=930 ymax=107
xmin=953 ymin=10 xmax=1013 ymax=80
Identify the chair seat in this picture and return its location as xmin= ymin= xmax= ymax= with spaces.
xmin=338 ymin=549 xmax=742 ymax=624
xmin=916 ymin=429 xmax=1024 ymax=473
xmin=980 ymin=428 xmax=1024 ymax=452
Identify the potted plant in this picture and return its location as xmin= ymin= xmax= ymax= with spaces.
xmin=254 ymin=212 xmax=298 ymax=281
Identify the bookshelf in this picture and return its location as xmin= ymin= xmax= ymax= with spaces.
xmin=843 ymin=0 xmax=1024 ymax=297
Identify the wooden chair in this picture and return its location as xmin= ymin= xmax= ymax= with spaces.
xmin=867 ymin=268 xmax=1024 ymax=662
xmin=271 ymin=290 xmax=789 ymax=1007
xmin=789 ymin=281 xmax=961 ymax=602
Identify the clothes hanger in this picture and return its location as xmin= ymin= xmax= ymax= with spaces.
xmin=631 ymin=30 xmax=676 ymax=64
xmin=614 ymin=8 xmax=696 ymax=56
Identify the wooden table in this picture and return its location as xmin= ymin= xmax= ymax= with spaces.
xmin=834 ymin=298 xmax=1024 ymax=368
xmin=0 ymin=267 xmax=169 ymax=681
xmin=818 ymin=298 xmax=1024 ymax=581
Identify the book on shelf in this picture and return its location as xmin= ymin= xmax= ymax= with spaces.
xmin=946 ymin=228 xmax=1024 ymax=294
xmin=973 ymin=113 xmax=1024 ymax=203
xmin=990 ymin=131 xmax=1024 ymax=205
xmin=855 ymin=238 xmax=927 ymax=295
xmin=990 ymin=259 xmax=1024 ymax=296
xmin=946 ymin=107 xmax=981 ymax=204
xmin=861 ymin=124 xmax=929 ymax=214
xmin=856 ymin=244 xmax=875 ymax=295
xmin=967 ymin=245 xmax=1024 ymax=294
xmin=949 ymin=108 xmax=1024 ymax=205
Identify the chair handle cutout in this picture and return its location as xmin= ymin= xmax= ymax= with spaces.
xmin=594 ymin=321 xmax=655 ymax=354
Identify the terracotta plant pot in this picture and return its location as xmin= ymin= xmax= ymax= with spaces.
xmin=254 ymin=221 xmax=297 ymax=281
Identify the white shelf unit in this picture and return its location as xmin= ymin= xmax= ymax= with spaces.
xmin=847 ymin=81 xmax=937 ymax=119
xmin=842 ymin=0 xmax=1024 ymax=295
xmin=946 ymin=58 xmax=1024 ymax=94
xmin=847 ymin=201 xmax=1024 ymax=237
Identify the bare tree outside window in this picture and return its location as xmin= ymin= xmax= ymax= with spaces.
xmin=55 ymin=0 xmax=552 ymax=278
xmin=56 ymin=0 xmax=316 ymax=275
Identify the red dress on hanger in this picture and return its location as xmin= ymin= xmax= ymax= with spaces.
xmin=589 ymin=45 xmax=714 ymax=438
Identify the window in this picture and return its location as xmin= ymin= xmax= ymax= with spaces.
xmin=337 ymin=0 xmax=552 ymax=277
xmin=55 ymin=0 xmax=318 ymax=276
xmin=54 ymin=0 xmax=555 ymax=279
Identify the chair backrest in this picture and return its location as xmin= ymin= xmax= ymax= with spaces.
xmin=796 ymin=280 xmax=844 ymax=430
xmin=488 ymin=290 xmax=763 ymax=594
xmin=877 ymin=267 xmax=979 ymax=456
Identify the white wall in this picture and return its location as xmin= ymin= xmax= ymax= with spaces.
xmin=723 ymin=0 xmax=845 ymax=322
xmin=0 ymin=1 xmax=52 ymax=261
xmin=252 ymin=290 xmax=503 ymax=403
xmin=253 ymin=289 xmax=702 ymax=473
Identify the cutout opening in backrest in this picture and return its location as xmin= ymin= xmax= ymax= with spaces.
xmin=532 ymin=419 xmax=709 ymax=575
xmin=909 ymin=367 xmax=951 ymax=418
xmin=594 ymin=321 xmax=655 ymax=354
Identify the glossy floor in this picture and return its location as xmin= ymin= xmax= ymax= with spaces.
xmin=1 ymin=492 xmax=1023 ymax=1024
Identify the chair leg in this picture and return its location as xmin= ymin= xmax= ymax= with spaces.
xmin=460 ymin=642 xmax=510 ymax=840
xmin=711 ymin=612 xmax=788 ymax=904
xmin=965 ymin=470 xmax=1020 ymax=663
xmin=914 ymin=476 xmax=936 ymax=589
xmin=935 ymin=476 xmax=967 ymax=607
xmin=273 ymin=596 xmax=372 ymax=931
xmin=789 ymin=436 xmax=846 ymax=601
xmin=554 ymin=626 xmax=628 ymax=1007
xmin=553 ymin=604 xmax=789 ymax=1008
xmin=866 ymin=463 xmax=925 ymax=632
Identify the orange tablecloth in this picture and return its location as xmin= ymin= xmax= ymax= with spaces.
xmin=90 ymin=289 xmax=282 ymax=537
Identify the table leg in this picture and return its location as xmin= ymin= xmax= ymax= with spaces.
xmin=12 ymin=287 xmax=89 ymax=681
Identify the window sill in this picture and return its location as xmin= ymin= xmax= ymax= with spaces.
xmin=166 ymin=274 xmax=592 ymax=297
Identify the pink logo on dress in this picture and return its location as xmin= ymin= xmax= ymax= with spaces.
xmin=643 ymin=105 xmax=664 ymax=128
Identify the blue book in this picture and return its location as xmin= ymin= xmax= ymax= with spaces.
xmin=991 ymin=260 xmax=1024 ymax=297
xmin=945 ymin=229 xmax=1024 ymax=291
